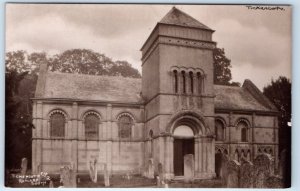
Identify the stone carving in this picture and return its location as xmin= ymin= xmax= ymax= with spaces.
xmin=20 ymin=158 xmax=28 ymax=175
xmin=103 ymin=164 xmax=110 ymax=187
xmin=253 ymin=153 xmax=274 ymax=188
xmin=226 ymin=160 xmax=240 ymax=188
xmin=60 ymin=165 xmax=77 ymax=188
xmin=89 ymin=158 xmax=98 ymax=183
xmin=240 ymin=158 xmax=254 ymax=188
xmin=184 ymin=154 xmax=194 ymax=183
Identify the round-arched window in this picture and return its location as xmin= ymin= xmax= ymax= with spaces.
xmin=215 ymin=120 xmax=225 ymax=141
xmin=50 ymin=112 xmax=65 ymax=137
xmin=118 ymin=115 xmax=133 ymax=139
xmin=84 ymin=113 xmax=100 ymax=139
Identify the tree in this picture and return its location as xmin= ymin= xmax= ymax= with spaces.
xmin=213 ymin=47 xmax=240 ymax=86
xmin=263 ymin=76 xmax=291 ymax=187
xmin=48 ymin=49 xmax=141 ymax=78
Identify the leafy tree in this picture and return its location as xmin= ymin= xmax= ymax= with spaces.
xmin=213 ymin=47 xmax=240 ymax=86
xmin=263 ymin=76 xmax=291 ymax=187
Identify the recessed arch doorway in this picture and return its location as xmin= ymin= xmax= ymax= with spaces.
xmin=173 ymin=125 xmax=195 ymax=176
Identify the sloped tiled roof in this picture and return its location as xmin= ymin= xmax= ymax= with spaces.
xmin=159 ymin=7 xmax=213 ymax=31
xmin=40 ymin=72 xmax=143 ymax=103
xmin=214 ymin=85 xmax=273 ymax=112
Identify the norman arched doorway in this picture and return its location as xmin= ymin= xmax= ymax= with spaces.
xmin=173 ymin=125 xmax=195 ymax=176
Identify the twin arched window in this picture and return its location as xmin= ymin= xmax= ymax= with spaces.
xmin=173 ymin=70 xmax=203 ymax=95
xmin=50 ymin=112 xmax=66 ymax=137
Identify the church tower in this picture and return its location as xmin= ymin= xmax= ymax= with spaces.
xmin=141 ymin=7 xmax=216 ymax=179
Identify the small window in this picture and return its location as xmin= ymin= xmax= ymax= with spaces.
xmin=215 ymin=120 xmax=225 ymax=141
xmin=118 ymin=115 xmax=133 ymax=139
xmin=84 ymin=113 xmax=100 ymax=139
xmin=50 ymin=112 xmax=65 ymax=137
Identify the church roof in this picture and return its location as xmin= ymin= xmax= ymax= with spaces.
xmin=38 ymin=72 xmax=143 ymax=103
xmin=159 ymin=7 xmax=213 ymax=31
xmin=214 ymin=85 xmax=275 ymax=112
xmin=36 ymin=71 xmax=276 ymax=112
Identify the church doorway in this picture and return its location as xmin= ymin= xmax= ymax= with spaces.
xmin=173 ymin=125 xmax=195 ymax=176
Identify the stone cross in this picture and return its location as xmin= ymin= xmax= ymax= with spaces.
xmin=226 ymin=160 xmax=240 ymax=188
xmin=60 ymin=165 xmax=77 ymax=188
xmin=89 ymin=158 xmax=98 ymax=183
xmin=184 ymin=154 xmax=194 ymax=183
xmin=20 ymin=158 xmax=28 ymax=175
xmin=104 ymin=164 xmax=110 ymax=187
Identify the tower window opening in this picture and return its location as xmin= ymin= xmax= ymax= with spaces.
xmin=189 ymin=72 xmax=194 ymax=94
xmin=182 ymin=71 xmax=186 ymax=94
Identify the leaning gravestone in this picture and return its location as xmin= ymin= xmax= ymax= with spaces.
xmin=184 ymin=154 xmax=194 ymax=183
xmin=226 ymin=160 xmax=240 ymax=188
xmin=21 ymin=158 xmax=28 ymax=175
xmin=148 ymin=158 xmax=155 ymax=179
xmin=253 ymin=153 xmax=273 ymax=188
xmin=60 ymin=165 xmax=77 ymax=188
xmin=104 ymin=164 xmax=110 ymax=187
xmin=89 ymin=158 xmax=98 ymax=183
xmin=240 ymin=158 xmax=254 ymax=188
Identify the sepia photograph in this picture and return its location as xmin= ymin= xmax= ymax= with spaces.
xmin=5 ymin=3 xmax=292 ymax=188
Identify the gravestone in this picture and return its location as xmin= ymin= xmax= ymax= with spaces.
xmin=148 ymin=158 xmax=154 ymax=179
xmin=240 ymin=158 xmax=254 ymax=188
xmin=21 ymin=158 xmax=28 ymax=175
xmin=103 ymin=164 xmax=110 ymax=187
xmin=49 ymin=180 xmax=54 ymax=188
xmin=226 ymin=160 xmax=240 ymax=188
xmin=37 ymin=164 xmax=42 ymax=174
xmin=60 ymin=165 xmax=77 ymax=188
xmin=89 ymin=158 xmax=98 ymax=183
xmin=184 ymin=154 xmax=194 ymax=183
xmin=253 ymin=153 xmax=273 ymax=188
xmin=158 ymin=163 xmax=164 ymax=183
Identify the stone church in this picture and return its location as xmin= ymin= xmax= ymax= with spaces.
xmin=32 ymin=7 xmax=279 ymax=179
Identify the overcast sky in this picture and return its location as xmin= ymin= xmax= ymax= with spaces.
xmin=6 ymin=4 xmax=291 ymax=90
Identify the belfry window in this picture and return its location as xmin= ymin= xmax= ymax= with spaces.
xmin=84 ymin=113 xmax=100 ymax=139
xmin=182 ymin=71 xmax=186 ymax=94
xmin=50 ymin=112 xmax=65 ymax=137
xmin=189 ymin=72 xmax=194 ymax=94
xmin=174 ymin=70 xmax=178 ymax=93
xmin=197 ymin=72 xmax=202 ymax=94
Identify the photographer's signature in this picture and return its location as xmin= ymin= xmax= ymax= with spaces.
xmin=246 ymin=5 xmax=285 ymax=11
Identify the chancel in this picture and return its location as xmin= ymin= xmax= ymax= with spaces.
xmin=32 ymin=7 xmax=279 ymax=180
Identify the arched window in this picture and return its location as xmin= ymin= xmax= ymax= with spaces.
xmin=84 ymin=113 xmax=100 ymax=139
xmin=189 ymin=72 xmax=194 ymax=94
xmin=237 ymin=121 xmax=249 ymax=142
xmin=118 ymin=115 xmax=133 ymax=139
xmin=174 ymin=70 xmax=178 ymax=93
xmin=197 ymin=72 xmax=202 ymax=94
xmin=50 ymin=112 xmax=65 ymax=137
xmin=215 ymin=119 xmax=225 ymax=141
xmin=182 ymin=71 xmax=186 ymax=94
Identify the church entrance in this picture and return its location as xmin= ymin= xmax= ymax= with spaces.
xmin=173 ymin=125 xmax=195 ymax=176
